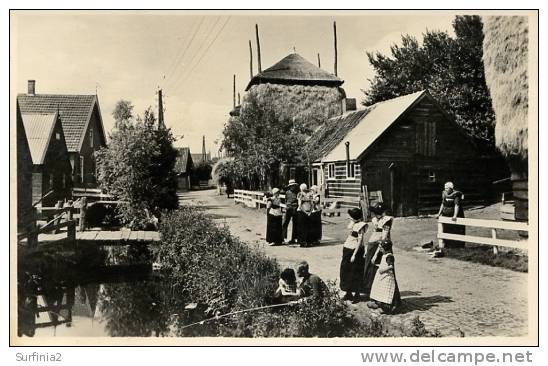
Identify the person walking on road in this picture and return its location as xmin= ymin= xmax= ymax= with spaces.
xmin=282 ymin=179 xmax=300 ymax=244
xmin=363 ymin=203 xmax=394 ymax=299
xmin=340 ymin=207 xmax=367 ymax=304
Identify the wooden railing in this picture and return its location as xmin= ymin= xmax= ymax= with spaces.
xmin=233 ymin=189 xmax=287 ymax=209
xmin=437 ymin=216 xmax=529 ymax=253
xmin=18 ymin=206 xmax=77 ymax=248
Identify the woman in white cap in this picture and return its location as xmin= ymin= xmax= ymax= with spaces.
xmin=266 ymin=187 xmax=283 ymax=246
xmin=433 ymin=181 xmax=465 ymax=257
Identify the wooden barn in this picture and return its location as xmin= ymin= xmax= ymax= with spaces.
xmin=174 ymin=147 xmax=194 ymax=191
xmin=307 ymin=90 xmax=508 ymax=216
xmin=18 ymin=80 xmax=107 ymax=188
xmin=21 ymin=110 xmax=73 ymax=207
xmin=16 ymin=101 xmax=34 ymax=230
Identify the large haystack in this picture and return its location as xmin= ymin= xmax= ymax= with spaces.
xmin=245 ymin=83 xmax=344 ymax=131
xmin=483 ymin=16 xmax=529 ymax=167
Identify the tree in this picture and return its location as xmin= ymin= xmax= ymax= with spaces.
xmin=221 ymin=92 xmax=310 ymax=190
xmin=96 ymin=102 xmax=178 ymax=228
xmin=363 ymin=15 xmax=496 ymax=147
xmin=112 ymin=100 xmax=134 ymax=127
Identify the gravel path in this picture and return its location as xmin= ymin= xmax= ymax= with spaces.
xmin=180 ymin=190 xmax=529 ymax=337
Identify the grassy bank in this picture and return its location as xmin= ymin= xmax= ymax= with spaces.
xmin=154 ymin=207 xmax=439 ymax=337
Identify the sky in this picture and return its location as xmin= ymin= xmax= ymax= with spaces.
xmin=12 ymin=11 xmax=456 ymax=155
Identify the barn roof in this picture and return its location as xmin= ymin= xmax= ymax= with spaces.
xmin=174 ymin=147 xmax=193 ymax=174
xmin=21 ymin=112 xmax=59 ymax=165
xmin=306 ymin=109 xmax=371 ymax=162
xmin=318 ymin=91 xmax=427 ymax=162
xmin=17 ymin=93 xmax=104 ymax=152
xmin=246 ymin=53 xmax=343 ymax=91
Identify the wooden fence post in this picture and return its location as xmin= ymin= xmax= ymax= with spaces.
xmin=492 ymin=228 xmax=499 ymax=255
xmin=53 ymin=200 xmax=63 ymax=234
xmin=437 ymin=221 xmax=445 ymax=249
xmin=79 ymin=197 xmax=87 ymax=232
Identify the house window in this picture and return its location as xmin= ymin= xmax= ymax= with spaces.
xmin=346 ymin=162 xmax=356 ymax=179
xmin=80 ymin=156 xmax=85 ymax=183
xmin=89 ymin=128 xmax=94 ymax=148
xmin=428 ymin=170 xmax=436 ymax=183
xmin=327 ymin=163 xmax=335 ymax=179
xmin=62 ymin=174 xmax=66 ymax=188
xmin=49 ymin=174 xmax=54 ymax=189
xmin=55 ymin=132 xmax=61 ymax=140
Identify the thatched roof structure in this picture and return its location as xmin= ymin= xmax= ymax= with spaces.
xmin=246 ymin=53 xmax=343 ymax=91
xmin=483 ymin=16 xmax=529 ymax=162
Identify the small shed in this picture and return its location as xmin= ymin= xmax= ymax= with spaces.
xmin=309 ymin=91 xmax=508 ymax=216
xmin=21 ymin=111 xmax=73 ymax=206
xmin=174 ymin=147 xmax=194 ymax=191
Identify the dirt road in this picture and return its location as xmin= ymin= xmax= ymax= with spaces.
xmin=179 ymin=189 xmax=529 ymax=337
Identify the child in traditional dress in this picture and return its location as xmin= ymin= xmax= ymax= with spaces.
xmin=369 ymin=252 xmax=401 ymax=313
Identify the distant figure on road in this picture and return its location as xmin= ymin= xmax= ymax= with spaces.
xmin=282 ymin=179 xmax=300 ymax=244
xmin=296 ymin=261 xmax=326 ymax=299
xmin=297 ymin=183 xmax=315 ymax=247
xmin=434 ymin=181 xmax=465 ymax=257
xmin=266 ymin=188 xmax=284 ymax=246
xmin=340 ymin=207 xmax=367 ymax=304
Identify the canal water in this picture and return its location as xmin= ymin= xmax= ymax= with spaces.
xmin=18 ymin=243 xmax=197 ymax=338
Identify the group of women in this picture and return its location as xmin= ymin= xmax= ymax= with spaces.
xmin=339 ymin=203 xmax=401 ymax=313
xmin=265 ymin=181 xmax=322 ymax=247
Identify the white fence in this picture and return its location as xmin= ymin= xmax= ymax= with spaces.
xmin=233 ymin=189 xmax=286 ymax=209
xmin=437 ymin=216 xmax=529 ymax=253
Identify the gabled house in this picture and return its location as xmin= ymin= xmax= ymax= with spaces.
xmin=16 ymin=101 xmax=33 ymax=230
xmin=308 ymin=91 xmax=508 ymax=216
xmin=21 ymin=110 xmax=72 ymax=207
xmin=18 ymin=80 xmax=107 ymax=188
xmin=174 ymin=147 xmax=194 ymax=191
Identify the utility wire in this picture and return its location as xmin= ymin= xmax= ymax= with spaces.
xmin=168 ymin=16 xmax=224 ymax=90
xmin=164 ymin=17 xmax=206 ymax=87
xmin=174 ymin=16 xmax=232 ymax=91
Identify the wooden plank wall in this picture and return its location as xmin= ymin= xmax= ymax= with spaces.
xmin=324 ymin=162 xmax=362 ymax=206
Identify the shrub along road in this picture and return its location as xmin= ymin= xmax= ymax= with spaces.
xmin=179 ymin=190 xmax=528 ymax=337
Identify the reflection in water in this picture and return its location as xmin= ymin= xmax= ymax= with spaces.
xmin=19 ymin=273 xmax=188 ymax=337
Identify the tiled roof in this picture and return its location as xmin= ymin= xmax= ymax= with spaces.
xmin=317 ymin=91 xmax=427 ymax=162
xmin=21 ymin=112 xmax=58 ymax=165
xmin=17 ymin=94 xmax=97 ymax=152
xmin=246 ymin=53 xmax=343 ymax=90
xmin=174 ymin=147 xmax=193 ymax=174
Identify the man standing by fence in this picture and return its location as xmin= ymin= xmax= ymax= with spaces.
xmin=282 ymin=179 xmax=300 ymax=244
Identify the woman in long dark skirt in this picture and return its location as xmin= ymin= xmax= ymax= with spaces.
xmin=309 ymin=185 xmax=322 ymax=244
xmin=297 ymin=183 xmax=314 ymax=247
xmin=433 ymin=181 xmax=465 ymax=257
xmin=362 ymin=202 xmax=394 ymax=299
xmin=340 ymin=208 xmax=368 ymax=303
xmin=266 ymin=188 xmax=283 ymax=246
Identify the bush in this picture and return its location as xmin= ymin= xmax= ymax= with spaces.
xmin=96 ymin=104 xmax=178 ymax=228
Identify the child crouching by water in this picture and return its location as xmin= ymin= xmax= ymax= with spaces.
xmin=274 ymin=268 xmax=300 ymax=303
xmin=368 ymin=252 xmax=401 ymax=314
